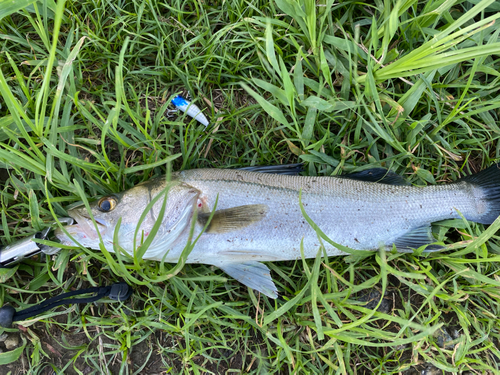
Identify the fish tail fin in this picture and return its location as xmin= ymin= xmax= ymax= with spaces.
xmin=459 ymin=163 xmax=500 ymax=224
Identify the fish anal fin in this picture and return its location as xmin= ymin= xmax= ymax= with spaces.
xmin=343 ymin=168 xmax=410 ymax=186
xmin=218 ymin=261 xmax=278 ymax=298
xmin=198 ymin=204 xmax=268 ymax=233
xmin=393 ymin=225 xmax=442 ymax=252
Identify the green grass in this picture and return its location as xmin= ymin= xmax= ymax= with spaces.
xmin=1 ymin=0 xmax=500 ymax=373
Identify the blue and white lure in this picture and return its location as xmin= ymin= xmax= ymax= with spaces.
xmin=171 ymin=95 xmax=209 ymax=127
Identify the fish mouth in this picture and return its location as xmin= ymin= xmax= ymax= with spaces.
xmin=61 ymin=209 xmax=108 ymax=241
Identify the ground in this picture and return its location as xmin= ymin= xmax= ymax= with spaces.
xmin=1 ymin=0 xmax=500 ymax=373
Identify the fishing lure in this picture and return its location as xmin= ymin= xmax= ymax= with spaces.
xmin=171 ymin=95 xmax=209 ymax=127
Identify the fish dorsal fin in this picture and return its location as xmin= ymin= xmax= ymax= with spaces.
xmin=198 ymin=204 xmax=268 ymax=233
xmin=393 ymin=225 xmax=442 ymax=252
xmin=342 ymin=168 xmax=410 ymax=186
xmin=237 ymin=163 xmax=303 ymax=175
xmin=218 ymin=261 xmax=278 ymax=298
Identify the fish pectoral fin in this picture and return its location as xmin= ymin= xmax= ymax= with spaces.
xmin=343 ymin=168 xmax=410 ymax=186
xmin=393 ymin=225 xmax=442 ymax=252
xmin=198 ymin=204 xmax=268 ymax=233
xmin=218 ymin=261 xmax=278 ymax=299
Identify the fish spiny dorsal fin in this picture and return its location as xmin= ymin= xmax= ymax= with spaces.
xmin=237 ymin=163 xmax=303 ymax=175
xmin=393 ymin=225 xmax=442 ymax=252
xmin=342 ymin=168 xmax=410 ymax=186
xmin=198 ymin=204 xmax=269 ymax=233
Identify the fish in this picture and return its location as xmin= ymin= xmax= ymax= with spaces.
xmin=54 ymin=163 xmax=500 ymax=298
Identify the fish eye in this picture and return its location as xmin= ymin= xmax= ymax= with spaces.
xmin=97 ymin=196 xmax=117 ymax=212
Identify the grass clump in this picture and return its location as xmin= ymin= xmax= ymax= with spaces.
xmin=1 ymin=0 xmax=500 ymax=373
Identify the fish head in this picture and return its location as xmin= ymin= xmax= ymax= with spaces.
xmin=55 ymin=175 xmax=201 ymax=256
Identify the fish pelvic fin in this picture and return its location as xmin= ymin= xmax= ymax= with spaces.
xmin=393 ymin=225 xmax=442 ymax=252
xmin=198 ymin=204 xmax=268 ymax=233
xmin=342 ymin=168 xmax=410 ymax=186
xmin=458 ymin=163 xmax=500 ymax=224
xmin=218 ymin=261 xmax=278 ymax=298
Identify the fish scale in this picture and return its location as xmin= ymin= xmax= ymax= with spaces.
xmin=55 ymin=164 xmax=500 ymax=298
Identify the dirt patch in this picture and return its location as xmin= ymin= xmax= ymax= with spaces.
xmin=0 ymin=318 xmax=267 ymax=374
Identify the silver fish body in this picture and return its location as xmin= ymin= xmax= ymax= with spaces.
xmin=55 ymin=165 xmax=500 ymax=297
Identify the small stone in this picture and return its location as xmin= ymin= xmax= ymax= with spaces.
xmin=449 ymin=327 xmax=461 ymax=340
xmin=0 ymin=332 xmax=8 ymax=342
xmin=433 ymin=328 xmax=455 ymax=349
xmin=4 ymin=333 xmax=20 ymax=350
xmin=421 ymin=363 xmax=443 ymax=375
xmin=357 ymin=290 xmax=392 ymax=314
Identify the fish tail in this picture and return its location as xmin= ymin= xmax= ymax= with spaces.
xmin=459 ymin=163 xmax=500 ymax=224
